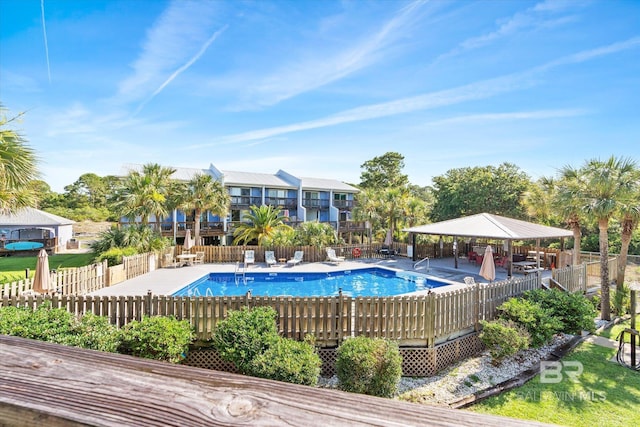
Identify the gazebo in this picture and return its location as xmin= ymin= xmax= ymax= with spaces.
xmin=403 ymin=213 xmax=574 ymax=277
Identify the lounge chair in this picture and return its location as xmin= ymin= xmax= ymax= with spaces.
xmin=163 ymin=253 xmax=178 ymax=268
xmin=326 ymin=247 xmax=345 ymax=263
xmin=244 ymin=250 xmax=255 ymax=267
xmin=194 ymin=251 xmax=205 ymax=265
xmin=287 ymin=251 xmax=304 ymax=266
xmin=265 ymin=250 xmax=278 ymax=267
xmin=464 ymin=277 xmax=475 ymax=285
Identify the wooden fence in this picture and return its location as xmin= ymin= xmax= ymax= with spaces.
xmin=0 ymin=274 xmax=540 ymax=347
xmin=552 ymin=256 xmax=618 ymax=293
xmin=0 ymin=252 xmax=159 ymax=298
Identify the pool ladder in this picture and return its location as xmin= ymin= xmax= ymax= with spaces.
xmin=414 ymin=257 xmax=429 ymax=271
xmin=235 ymin=262 xmax=247 ymax=285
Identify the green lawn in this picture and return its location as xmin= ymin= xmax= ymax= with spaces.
xmin=597 ymin=315 xmax=640 ymax=344
xmin=468 ymin=343 xmax=640 ymax=426
xmin=0 ymin=253 xmax=96 ymax=284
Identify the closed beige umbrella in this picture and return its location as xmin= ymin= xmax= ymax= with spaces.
xmin=183 ymin=229 xmax=194 ymax=253
xmin=479 ymin=245 xmax=496 ymax=282
xmin=32 ymin=249 xmax=51 ymax=294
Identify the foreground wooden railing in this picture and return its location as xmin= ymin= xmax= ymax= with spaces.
xmin=1 ymin=275 xmax=540 ymax=347
xmin=0 ymin=335 xmax=542 ymax=427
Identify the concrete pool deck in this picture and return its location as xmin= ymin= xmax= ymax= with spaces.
xmin=89 ymin=256 xmax=552 ymax=297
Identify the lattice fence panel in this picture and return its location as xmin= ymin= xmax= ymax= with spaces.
xmin=181 ymin=348 xmax=238 ymax=373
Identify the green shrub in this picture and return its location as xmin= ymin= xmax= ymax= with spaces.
xmin=336 ymin=336 xmax=402 ymax=398
xmin=611 ymin=284 xmax=630 ymax=316
xmin=497 ymin=298 xmax=563 ymax=347
xmin=117 ymin=316 xmax=194 ymax=363
xmin=0 ymin=306 xmax=33 ymax=336
xmin=250 ymin=335 xmax=321 ymax=386
xmin=67 ymin=312 xmax=121 ymax=352
xmin=479 ymin=319 xmax=530 ymax=365
xmin=96 ymin=246 xmax=138 ymax=267
xmin=212 ymin=307 xmax=279 ymax=374
xmin=523 ymin=289 xmax=596 ymax=334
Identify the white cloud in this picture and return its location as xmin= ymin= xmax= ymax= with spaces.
xmin=233 ymin=0 xmax=428 ymax=109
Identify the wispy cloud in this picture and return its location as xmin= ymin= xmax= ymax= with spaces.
xmin=115 ymin=0 xmax=223 ymax=112
xmin=189 ymin=38 xmax=639 ymax=148
xmin=234 ymin=0 xmax=429 ymax=109
xmin=40 ymin=0 xmax=51 ymax=83
xmin=437 ymin=0 xmax=580 ymax=60
xmin=421 ymin=109 xmax=588 ymax=127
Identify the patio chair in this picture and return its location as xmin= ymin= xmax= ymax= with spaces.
xmin=464 ymin=277 xmax=475 ymax=285
xmin=193 ymin=251 xmax=205 ymax=265
xmin=287 ymin=251 xmax=304 ymax=266
xmin=163 ymin=253 xmax=178 ymax=268
xmin=326 ymin=247 xmax=345 ymax=264
xmin=244 ymin=250 xmax=255 ymax=267
xmin=494 ymin=256 xmax=508 ymax=269
xmin=265 ymin=250 xmax=278 ymax=267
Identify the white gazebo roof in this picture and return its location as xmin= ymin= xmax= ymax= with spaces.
xmin=403 ymin=213 xmax=573 ymax=240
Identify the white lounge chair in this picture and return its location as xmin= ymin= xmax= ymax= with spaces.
xmin=194 ymin=251 xmax=205 ymax=265
xmin=287 ymin=251 xmax=304 ymax=266
xmin=164 ymin=253 xmax=178 ymax=268
xmin=265 ymin=250 xmax=277 ymax=267
xmin=244 ymin=250 xmax=255 ymax=267
xmin=326 ymin=247 xmax=345 ymax=264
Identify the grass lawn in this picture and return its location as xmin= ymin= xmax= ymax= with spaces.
xmin=467 ymin=343 xmax=640 ymax=426
xmin=0 ymin=253 xmax=96 ymax=284
xmin=597 ymin=315 xmax=640 ymax=344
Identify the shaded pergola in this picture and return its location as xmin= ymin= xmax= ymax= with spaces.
xmin=403 ymin=213 xmax=574 ymax=277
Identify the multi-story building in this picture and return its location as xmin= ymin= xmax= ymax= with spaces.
xmin=120 ymin=164 xmax=368 ymax=245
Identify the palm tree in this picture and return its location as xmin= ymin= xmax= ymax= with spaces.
xmin=575 ymin=156 xmax=638 ymax=320
xmin=616 ymin=171 xmax=640 ymax=288
xmin=113 ymin=163 xmax=175 ymax=228
xmin=0 ymin=107 xmax=39 ymax=213
xmin=179 ymin=173 xmax=230 ymax=244
xmin=522 ymin=177 xmax=558 ymax=226
xmin=233 ymin=205 xmax=287 ymax=246
xmin=554 ymin=170 xmax=587 ymax=266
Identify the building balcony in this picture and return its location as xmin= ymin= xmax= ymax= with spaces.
xmin=264 ymin=197 xmax=298 ymax=209
xmin=302 ymin=198 xmax=330 ymax=209
xmin=333 ymin=200 xmax=355 ymax=210
xmin=230 ymin=196 xmax=262 ymax=207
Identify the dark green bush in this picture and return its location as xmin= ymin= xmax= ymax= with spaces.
xmin=250 ymin=335 xmax=321 ymax=386
xmin=212 ymin=307 xmax=279 ymax=375
xmin=479 ymin=319 xmax=530 ymax=364
xmin=497 ymin=298 xmax=563 ymax=347
xmin=336 ymin=336 xmax=402 ymax=398
xmin=117 ymin=316 xmax=194 ymax=363
xmin=96 ymin=246 xmax=138 ymax=267
xmin=0 ymin=306 xmax=33 ymax=337
xmin=611 ymin=284 xmax=630 ymax=316
xmin=523 ymin=289 xmax=596 ymax=334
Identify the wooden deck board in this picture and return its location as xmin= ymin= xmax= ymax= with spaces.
xmin=0 ymin=335 xmax=551 ymax=427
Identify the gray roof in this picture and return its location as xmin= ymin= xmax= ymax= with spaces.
xmin=222 ymin=170 xmax=293 ymax=187
xmin=0 ymin=207 xmax=74 ymax=226
xmin=300 ymin=177 xmax=358 ymax=192
xmin=119 ymin=163 xmax=358 ymax=192
xmin=403 ymin=213 xmax=573 ymax=240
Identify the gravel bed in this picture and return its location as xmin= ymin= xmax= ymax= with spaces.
xmin=318 ymin=333 xmax=575 ymax=406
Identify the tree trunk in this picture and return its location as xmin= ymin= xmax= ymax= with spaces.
xmin=572 ymin=224 xmax=581 ymax=266
xmin=598 ymin=218 xmax=611 ymax=321
xmin=194 ymin=208 xmax=202 ymax=245
xmin=617 ymin=216 xmax=635 ymax=290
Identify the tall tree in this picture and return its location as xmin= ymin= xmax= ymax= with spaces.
xmin=574 ymin=156 xmax=638 ymax=321
xmin=0 ymin=106 xmax=39 ymax=213
xmin=615 ymin=167 xmax=640 ymax=288
xmin=178 ymin=173 xmax=230 ymax=244
xmin=359 ymin=152 xmax=408 ymax=190
xmin=554 ymin=169 xmax=587 ymax=266
xmin=430 ymin=163 xmax=530 ymax=221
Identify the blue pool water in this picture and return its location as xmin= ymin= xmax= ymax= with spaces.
xmin=4 ymin=241 xmax=44 ymax=250
xmin=172 ymin=267 xmax=452 ymax=297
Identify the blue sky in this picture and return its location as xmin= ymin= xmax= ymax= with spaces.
xmin=1 ymin=0 xmax=638 ymax=193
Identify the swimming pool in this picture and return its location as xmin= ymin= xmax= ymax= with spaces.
xmin=172 ymin=267 xmax=453 ymax=297
xmin=4 ymin=241 xmax=44 ymax=250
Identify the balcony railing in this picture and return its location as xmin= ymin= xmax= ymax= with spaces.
xmin=230 ymin=196 xmax=262 ymax=207
xmin=302 ymin=198 xmax=330 ymax=208
xmin=333 ymin=200 xmax=355 ymax=209
xmin=264 ymin=197 xmax=298 ymax=208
